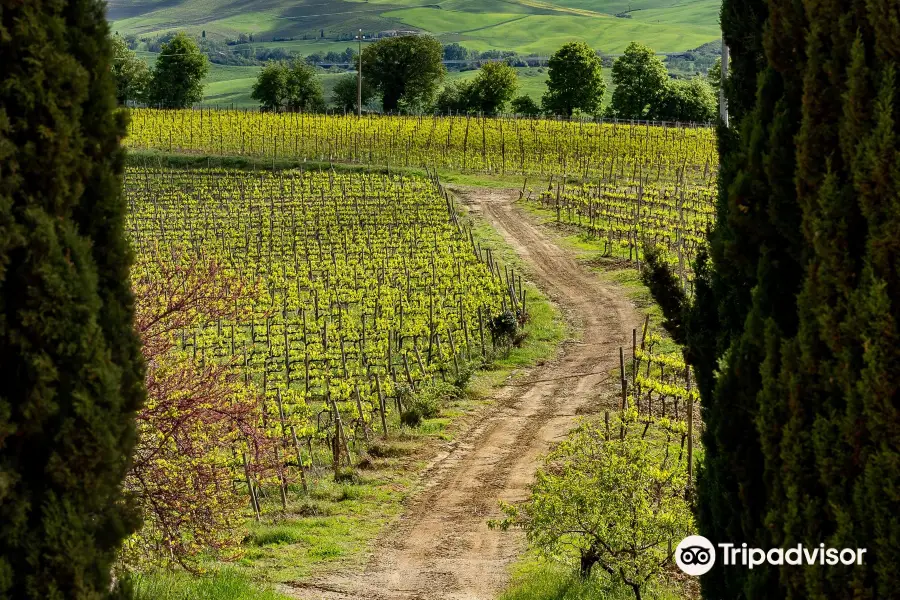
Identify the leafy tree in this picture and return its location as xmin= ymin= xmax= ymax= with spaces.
xmin=250 ymin=60 xmax=324 ymax=112
xmin=285 ymin=60 xmax=325 ymax=112
xmin=148 ymin=32 xmax=209 ymax=108
xmin=653 ymin=78 xmax=716 ymax=123
xmin=642 ymin=0 xmax=900 ymax=598
xmin=609 ymin=42 xmax=668 ymax=119
xmin=434 ymin=80 xmax=473 ymax=114
xmin=443 ymin=42 xmax=470 ymax=62
xmin=468 ymin=61 xmax=519 ymax=115
xmin=331 ymin=73 xmax=376 ymax=113
xmin=362 ymin=36 xmax=445 ymax=112
xmin=251 ymin=62 xmax=289 ymax=112
xmin=0 ymin=0 xmax=145 ymax=597
xmin=541 ymin=42 xmax=605 ymax=117
xmin=110 ymin=35 xmax=150 ymax=104
xmin=493 ymin=411 xmax=693 ymax=600
xmin=511 ymin=94 xmax=542 ymax=117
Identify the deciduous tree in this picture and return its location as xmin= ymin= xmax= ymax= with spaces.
xmin=123 ymin=252 xmax=282 ymax=569
xmin=111 ymin=35 xmax=150 ymax=104
xmin=511 ymin=95 xmax=542 ymax=117
xmin=251 ymin=60 xmax=324 ymax=113
xmin=251 ymin=62 xmax=290 ymax=112
xmin=148 ymin=32 xmax=209 ymax=109
xmin=468 ymin=61 xmax=519 ymax=115
xmin=362 ymin=36 xmax=445 ymax=112
xmin=609 ymin=42 xmax=668 ymax=119
xmin=285 ymin=60 xmax=325 ymax=113
xmin=331 ymin=73 xmax=375 ymax=113
xmin=434 ymin=80 xmax=473 ymax=114
xmin=542 ymin=42 xmax=605 ymax=117
xmin=493 ymin=411 xmax=693 ymax=600
xmin=653 ymin=78 xmax=716 ymax=123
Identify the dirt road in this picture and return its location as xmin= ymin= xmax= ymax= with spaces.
xmin=286 ymin=187 xmax=640 ymax=600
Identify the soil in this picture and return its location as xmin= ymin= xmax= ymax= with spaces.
xmin=283 ymin=187 xmax=640 ymax=600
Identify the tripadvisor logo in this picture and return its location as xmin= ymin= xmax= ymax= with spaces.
xmin=675 ymin=536 xmax=868 ymax=576
xmin=676 ymin=536 xmax=716 ymax=576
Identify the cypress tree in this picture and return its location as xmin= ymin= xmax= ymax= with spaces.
xmin=644 ymin=0 xmax=899 ymax=597
xmin=0 ymin=1 xmax=145 ymax=598
xmin=759 ymin=1 xmax=900 ymax=597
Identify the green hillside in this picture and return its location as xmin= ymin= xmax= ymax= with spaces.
xmin=108 ymin=0 xmax=720 ymax=55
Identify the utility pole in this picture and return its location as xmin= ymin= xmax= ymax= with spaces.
xmin=720 ymin=34 xmax=729 ymax=126
xmin=357 ymin=28 xmax=363 ymax=117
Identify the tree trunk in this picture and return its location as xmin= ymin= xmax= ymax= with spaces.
xmin=579 ymin=548 xmax=599 ymax=579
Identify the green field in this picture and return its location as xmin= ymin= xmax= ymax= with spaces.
xmin=108 ymin=0 xmax=720 ymax=56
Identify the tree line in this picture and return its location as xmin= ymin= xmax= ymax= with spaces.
xmin=113 ymin=32 xmax=718 ymax=123
xmin=247 ymin=37 xmax=717 ymax=122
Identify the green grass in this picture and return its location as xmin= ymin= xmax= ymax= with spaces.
xmin=108 ymin=0 xmax=720 ymax=56
xmin=499 ymin=558 xmax=689 ymax=600
xmin=128 ymin=569 xmax=289 ymax=600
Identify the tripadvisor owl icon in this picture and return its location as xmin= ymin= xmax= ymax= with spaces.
xmin=676 ymin=535 xmax=716 ymax=576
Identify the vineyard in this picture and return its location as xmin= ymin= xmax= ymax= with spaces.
xmin=122 ymin=109 xmax=717 ymax=596
xmin=126 ymin=109 xmax=717 ymax=180
xmin=527 ymin=174 xmax=715 ymax=283
xmin=125 ymin=166 xmax=535 ymax=564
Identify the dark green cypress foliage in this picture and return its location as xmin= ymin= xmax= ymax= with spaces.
xmin=759 ymin=1 xmax=900 ymax=597
xmin=644 ymin=0 xmax=807 ymax=595
xmin=645 ymin=0 xmax=899 ymax=598
xmin=0 ymin=1 xmax=145 ymax=598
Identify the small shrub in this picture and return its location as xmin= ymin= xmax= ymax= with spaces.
xmin=453 ymin=360 xmax=478 ymax=389
xmin=414 ymin=393 xmax=441 ymax=419
xmin=400 ymin=408 xmax=423 ymax=428
xmin=489 ymin=309 xmax=519 ymax=347
xmin=400 ymin=380 xmax=461 ymax=427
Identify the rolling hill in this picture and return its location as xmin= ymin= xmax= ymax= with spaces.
xmin=107 ymin=0 xmax=721 ymax=55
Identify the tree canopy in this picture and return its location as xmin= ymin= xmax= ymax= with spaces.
xmin=467 ymin=61 xmax=519 ymax=115
xmin=361 ymin=36 xmax=445 ymax=113
xmin=609 ymin=42 xmax=668 ymax=119
xmin=251 ymin=62 xmax=289 ymax=112
xmin=148 ymin=32 xmax=209 ymax=109
xmin=0 ymin=1 xmax=145 ymax=597
xmin=110 ymin=35 xmax=150 ymax=104
xmin=331 ymin=73 xmax=376 ymax=113
xmin=250 ymin=60 xmax=324 ymax=113
xmin=434 ymin=80 xmax=473 ymax=114
xmin=511 ymin=94 xmax=542 ymax=117
xmin=493 ymin=411 xmax=693 ymax=600
xmin=653 ymin=78 xmax=716 ymax=123
xmin=542 ymin=42 xmax=605 ymax=117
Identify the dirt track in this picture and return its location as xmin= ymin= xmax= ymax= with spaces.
xmin=285 ymin=187 xmax=639 ymax=600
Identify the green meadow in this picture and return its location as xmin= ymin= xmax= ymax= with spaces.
xmin=108 ymin=0 xmax=720 ymax=56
